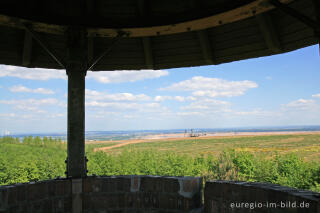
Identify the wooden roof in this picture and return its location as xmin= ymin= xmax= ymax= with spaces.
xmin=0 ymin=0 xmax=318 ymax=71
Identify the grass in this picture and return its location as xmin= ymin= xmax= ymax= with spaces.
xmin=98 ymin=134 xmax=320 ymax=161
xmin=86 ymin=141 xmax=119 ymax=152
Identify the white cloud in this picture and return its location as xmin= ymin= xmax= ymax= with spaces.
xmin=312 ymin=94 xmax=320 ymax=98
xmin=181 ymin=99 xmax=230 ymax=111
xmin=87 ymin=70 xmax=169 ymax=84
xmin=266 ymin=76 xmax=272 ymax=80
xmin=0 ymin=98 xmax=61 ymax=106
xmin=0 ymin=112 xmax=66 ymax=120
xmin=0 ymin=66 xmax=168 ymax=84
xmin=160 ymin=76 xmax=257 ymax=98
xmin=86 ymin=101 xmax=170 ymax=120
xmin=86 ymin=101 xmax=162 ymax=111
xmin=154 ymin=95 xmax=185 ymax=102
xmin=122 ymin=114 xmax=138 ymax=119
xmin=0 ymin=113 xmax=16 ymax=117
xmin=0 ymin=98 xmax=65 ymax=115
xmin=86 ymin=101 xmax=138 ymax=110
xmin=174 ymin=96 xmax=185 ymax=102
xmin=9 ymin=85 xmax=54 ymax=94
xmin=5 ymin=66 xmax=17 ymax=71
xmin=0 ymin=66 xmax=66 ymax=80
xmin=154 ymin=96 xmax=171 ymax=102
xmin=177 ymin=112 xmax=204 ymax=116
xmin=86 ymin=89 xmax=150 ymax=102
xmin=85 ymin=88 xmax=169 ymax=115
xmin=233 ymin=109 xmax=276 ymax=117
xmin=186 ymin=96 xmax=197 ymax=101
xmin=15 ymin=105 xmax=46 ymax=113
xmin=282 ymin=99 xmax=317 ymax=111
xmin=47 ymin=113 xmax=65 ymax=118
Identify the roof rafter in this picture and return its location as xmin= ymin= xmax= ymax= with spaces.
xmin=87 ymin=32 xmax=126 ymax=71
xmin=142 ymin=37 xmax=154 ymax=69
xmin=137 ymin=0 xmax=154 ymax=69
xmin=269 ymin=0 xmax=319 ymax=30
xmin=22 ymin=30 xmax=33 ymax=67
xmin=256 ymin=13 xmax=282 ymax=53
xmin=312 ymin=0 xmax=320 ymax=53
xmin=137 ymin=0 xmax=147 ymax=17
xmin=23 ymin=24 xmax=66 ymax=68
xmin=197 ymin=30 xmax=214 ymax=64
xmin=87 ymin=37 xmax=94 ymax=66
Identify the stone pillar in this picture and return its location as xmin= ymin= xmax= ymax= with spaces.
xmin=66 ymin=27 xmax=88 ymax=178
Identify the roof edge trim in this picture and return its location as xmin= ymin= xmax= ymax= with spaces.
xmin=0 ymin=0 xmax=293 ymax=37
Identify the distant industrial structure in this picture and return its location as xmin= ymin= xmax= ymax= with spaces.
xmin=184 ymin=129 xmax=207 ymax=137
xmin=2 ymin=129 xmax=11 ymax=136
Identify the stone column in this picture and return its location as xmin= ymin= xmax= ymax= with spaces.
xmin=66 ymin=27 xmax=88 ymax=178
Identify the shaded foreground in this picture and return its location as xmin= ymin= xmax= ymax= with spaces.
xmin=0 ymin=134 xmax=320 ymax=193
xmin=2 ymin=176 xmax=320 ymax=212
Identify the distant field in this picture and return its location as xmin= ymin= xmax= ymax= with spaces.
xmin=1 ymin=134 xmax=320 ymax=192
xmin=91 ymin=133 xmax=320 ymax=161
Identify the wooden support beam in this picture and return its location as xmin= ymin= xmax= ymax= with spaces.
xmin=197 ymin=30 xmax=214 ymax=64
xmin=87 ymin=32 xmax=125 ymax=71
xmin=269 ymin=0 xmax=319 ymax=31
xmin=313 ymin=0 xmax=320 ymax=23
xmin=137 ymin=0 xmax=146 ymax=17
xmin=23 ymin=24 xmax=66 ymax=68
xmin=88 ymin=37 xmax=94 ymax=67
xmin=86 ymin=0 xmax=95 ymax=15
xmin=312 ymin=0 xmax=320 ymax=54
xmin=22 ymin=30 xmax=33 ymax=67
xmin=86 ymin=0 xmax=96 ymax=67
xmin=142 ymin=37 xmax=154 ymax=69
xmin=25 ymin=0 xmax=37 ymax=16
xmin=256 ymin=13 xmax=282 ymax=53
xmin=86 ymin=0 xmax=98 ymax=21
xmin=137 ymin=0 xmax=154 ymax=69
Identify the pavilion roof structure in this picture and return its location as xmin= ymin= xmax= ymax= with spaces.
xmin=0 ymin=0 xmax=318 ymax=71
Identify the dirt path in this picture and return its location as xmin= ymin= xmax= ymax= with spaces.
xmin=93 ymin=131 xmax=320 ymax=152
xmin=93 ymin=140 xmax=150 ymax=152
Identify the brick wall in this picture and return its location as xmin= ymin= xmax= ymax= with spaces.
xmin=0 ymin=178 xmax=71 ymax=213
xmin=204 ymin=180 xmax=320 ymax=213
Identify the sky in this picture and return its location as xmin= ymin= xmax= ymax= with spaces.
xmin=0 ymin=45 xmax=320 ymax=134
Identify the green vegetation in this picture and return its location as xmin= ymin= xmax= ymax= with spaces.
xmin=104 ymin=134 xmax=320 ymax=161
xmin=0 ymin=135 xmax=320 ymax=192
xmin=0 ymin=136 xmax=66 ymax=185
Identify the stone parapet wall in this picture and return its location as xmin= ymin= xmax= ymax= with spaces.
xmin=2 ymin=177 xmax=320 ymax=213
xmin=83 ymin=175 xmax=203 ymax=213
xmin=0 ymin=176 xmax=203 ymax=213
xmin=204 ymin=180 xmax=320 ymax=213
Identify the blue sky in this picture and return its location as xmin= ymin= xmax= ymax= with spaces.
xmin=0 ymin=45 xmax=320 ymax=134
